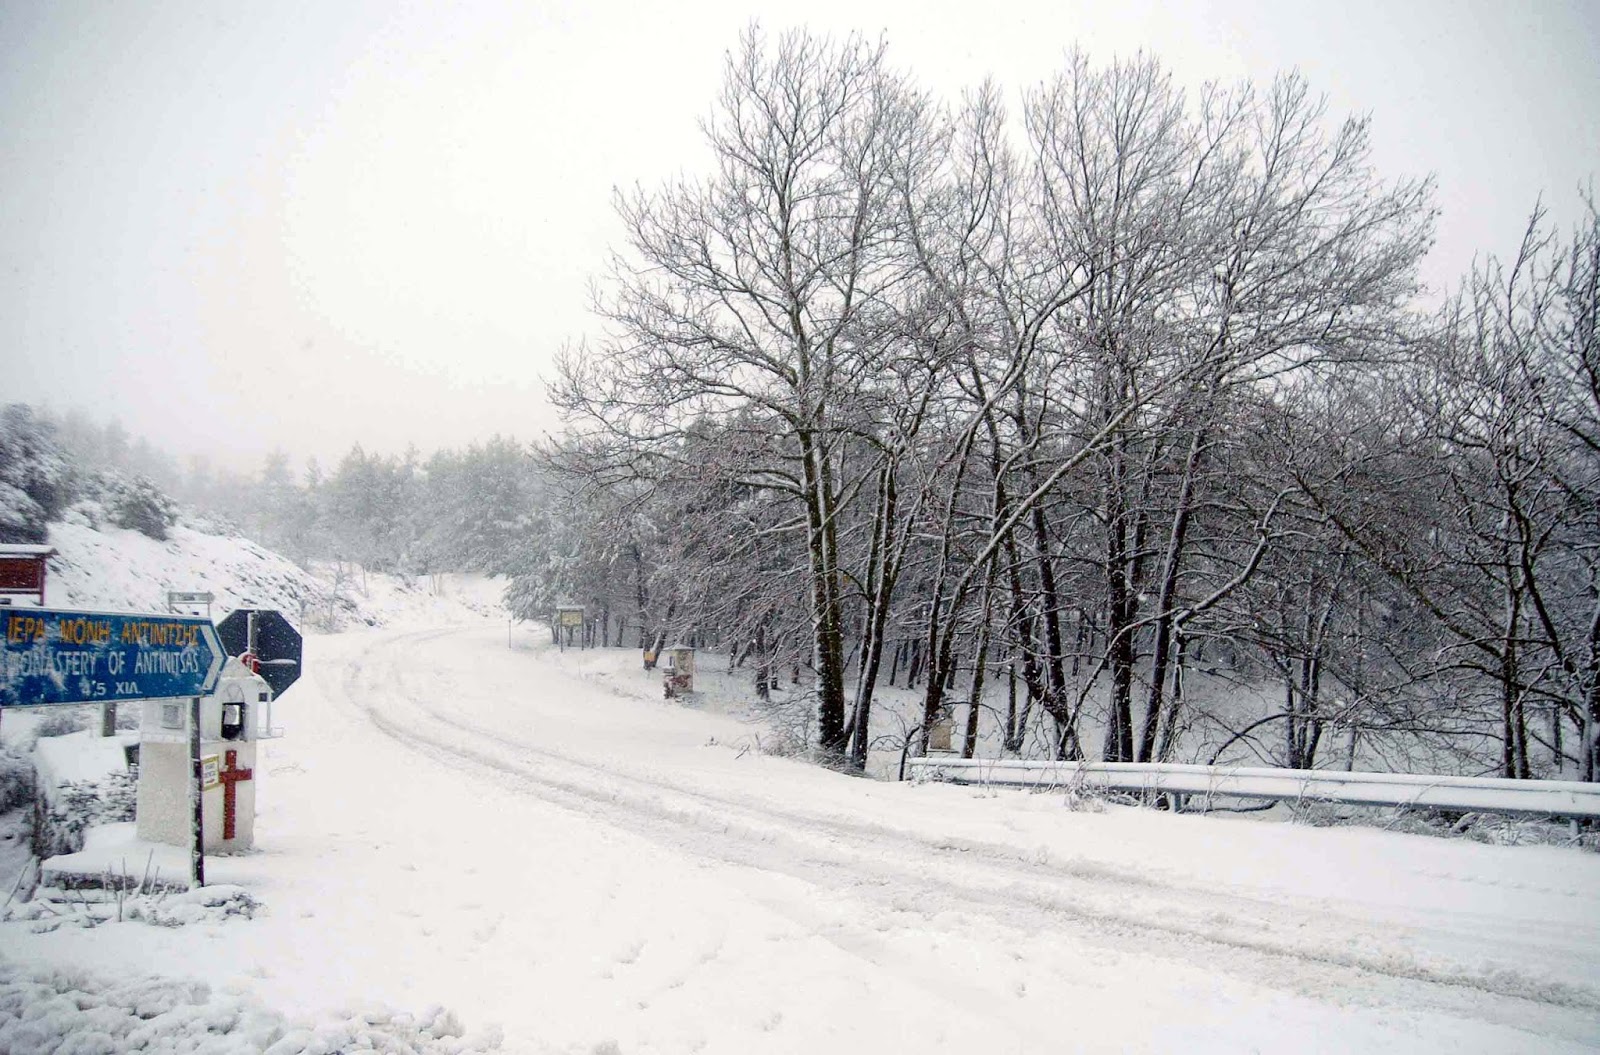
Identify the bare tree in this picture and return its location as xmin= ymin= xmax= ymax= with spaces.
xmin=550 ymin=28 xmax=937 ymax=759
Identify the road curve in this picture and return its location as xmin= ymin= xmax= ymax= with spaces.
xmin=321 ymin=625 xmax=1600 ymax=1053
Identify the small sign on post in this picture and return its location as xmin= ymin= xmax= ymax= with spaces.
xmin=168 ymin=591 xmax=214 ymax=620
xmin=555 ymin=605 xmax=584 ymax=651
xmin=0 ymin=545 xmax=53 ymax=607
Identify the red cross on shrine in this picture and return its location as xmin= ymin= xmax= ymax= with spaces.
xmin=218 ymin=749 xmax=253 ymax=841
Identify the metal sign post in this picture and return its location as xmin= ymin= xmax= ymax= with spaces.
xmin=189 ymin=695 xmax=205 ymax=889
xmin=247 ymin=610 xmax=258 ymax=670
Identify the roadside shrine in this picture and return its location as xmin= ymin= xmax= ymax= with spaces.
xmin=1 ymin=604 xmax=302 ymax=886
xmin=135 ymin=655 xmax=273 ymax=852
xmin=662 ymin=643 xmax=695 ymax=698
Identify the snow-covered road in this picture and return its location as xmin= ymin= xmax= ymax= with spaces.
xmin=10 ymin=624 xmax=1600 ymax=1053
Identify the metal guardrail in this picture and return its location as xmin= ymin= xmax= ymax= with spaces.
xmin=908 ymin=757 xmax=1600 ymax=819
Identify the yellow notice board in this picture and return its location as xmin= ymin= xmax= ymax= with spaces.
xmin=201 ymin=754 xmax=220 ymax=790
xmin=558 ymin=608 xmax=584 ymax=627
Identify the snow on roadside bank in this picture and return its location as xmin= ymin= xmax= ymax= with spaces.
xmin=2 ymin=525 xmax=514 ymax=1051
xmin=0 ymin=957 xmax=502 ymax=1055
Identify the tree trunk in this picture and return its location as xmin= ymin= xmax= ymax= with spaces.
xmin=1155 ymin=629 xmax=1188 ymax=762
xmin=633 ymin=543 xmax=649 ymax=648
xmin=1005 ymin=660 xmax=1020 ymax=753
xmin=800 ymin=431 xmax=848 ymax=757
xmin=1101 ymin=373 xmax=1136 ymax=763
xmin=755 ymin=621 xmax=771 ymax=700
xmin=849 ymin=463 xmax=900 ymax=770
xmin=1501 ymin=569 xmax=1528 ymax=779
xmin=1138 ymin=426 xmax=1206 ymax=762
xmin=962 ymin=571 xmax=998 ymax=759
xmin=1002 ymin=557 xmax=1046 ymax=750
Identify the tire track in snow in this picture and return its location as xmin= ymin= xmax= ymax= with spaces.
xmin=327 ymin=627 xmax=1600 ymax=1045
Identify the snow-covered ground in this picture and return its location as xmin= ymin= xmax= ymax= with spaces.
xmin=6 ymin=621 xmax=1600 ymax=1053
xmin=42 ymin=519 xmax=505 ymax=631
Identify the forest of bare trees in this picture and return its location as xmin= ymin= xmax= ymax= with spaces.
xmin=531 ymin=30 xmax=1600 ymax=781
xmin=5 ymin=30 xmax=1593 ymax=784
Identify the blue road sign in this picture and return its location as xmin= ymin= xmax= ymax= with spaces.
xmin=0 ymin=608 xmax=224 ymax=708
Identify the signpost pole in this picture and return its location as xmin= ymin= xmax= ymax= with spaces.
xmin=189 ymin=695 xmax=205 ymax=889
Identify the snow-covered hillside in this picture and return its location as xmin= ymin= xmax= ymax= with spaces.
xmin=41 ymin=519 xmax=505 ymax=630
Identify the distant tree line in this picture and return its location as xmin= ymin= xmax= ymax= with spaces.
xmin=0 ymin=406 xmax=542 ymax=592
xmin=185 ymin=436 xmax=545 ymax=585
xmin=527 ymin=30 xmax=1600 ymax=781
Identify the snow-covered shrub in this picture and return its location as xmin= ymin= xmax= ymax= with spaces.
xmin=0 ymin=481 xmax=47 ymax=544
xmin=105 ymin=473 xmax=178 ymax=540
xmin=30 ymin=709 xmax=88 ymax=742
xmin=748 ymin=688 xmax=815 ymax=757
xmin=57 ymin=496 xmax=107 ymax=530
xmin=751 ymin=727 xmax=809 ymax=760
xmin=1290 ymin=802 xmax=1598 ymax=850
xmin=180 ymin=507 xmax=242 ymax=537
xmin=0 ymin=960 xmax=503 ymax=1053
xmin=0 ymin=747 xmax=33 ymax=813
xmin=32 ymin=773 xmax=136 ymax=858
xmin=1057 ymin=773 xmax=1109 ymax=813
xmin=56 ymin=467 xmax=181 ymax=542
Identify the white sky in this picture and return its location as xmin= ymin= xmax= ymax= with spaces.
xmin=2 ymin=0 xmax=1596 ymax=474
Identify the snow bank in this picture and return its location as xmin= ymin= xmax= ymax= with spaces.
xmin=301 ymin=568 xmax=507 ymax=631
xmin=45 ymin=522 xmax=325 ymax=619
xmin=0 ymin=958 xmax=503 ymax=1054
xmin=32 ymin=732 xmax=134 ymax=807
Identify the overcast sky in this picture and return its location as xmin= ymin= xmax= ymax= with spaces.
xmin=2 ymin=0 xmax=1596 ymax=475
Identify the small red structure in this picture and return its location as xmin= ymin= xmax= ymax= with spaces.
xmin=218 ymin=749 xmax=253 ymax=840
xmin=0 ymin=544 xmax=54 ymax=606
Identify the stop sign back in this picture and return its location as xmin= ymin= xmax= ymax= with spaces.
xmin=216 ymin=609 xmax=303 ymax=697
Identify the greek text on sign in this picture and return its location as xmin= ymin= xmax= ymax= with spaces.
xmin=0 ymin=608 xmax=224 ymax=707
